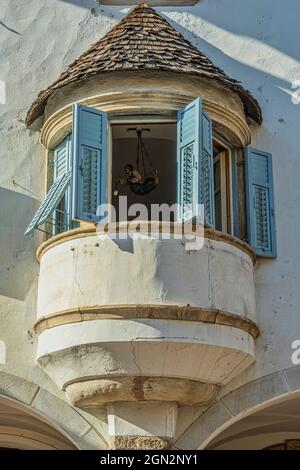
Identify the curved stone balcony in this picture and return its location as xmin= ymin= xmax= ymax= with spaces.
xmin=35 ymin=223 xmax=258 ymax=408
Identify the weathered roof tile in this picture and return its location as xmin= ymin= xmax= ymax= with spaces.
xmin=25 ymin=3 xmax=262 ymax=126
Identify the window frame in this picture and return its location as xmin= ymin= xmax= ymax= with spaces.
xmin=212 ymin=133 xmax=235 ymax=235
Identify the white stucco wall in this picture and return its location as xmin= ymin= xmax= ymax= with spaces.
xmin=1 ymin=0 xmax=300 ymax=448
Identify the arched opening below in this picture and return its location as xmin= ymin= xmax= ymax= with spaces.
xmin=206 ymin=393 xmax=300 ymax=450
xmin=0 ymin=396 xmax=76 ymax=450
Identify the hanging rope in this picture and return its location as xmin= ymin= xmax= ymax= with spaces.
xmin=129 ymin=128 xmax=156 ymax=179
xmin=137 ymin=129 xmax=157 ymax=179
xmin=114 ymin=128 xmax=159 ymax=197
xmin=136 ymin=130 xmax=141 ymax=173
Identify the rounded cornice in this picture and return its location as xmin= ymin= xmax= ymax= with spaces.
xmin=40 ymin=71 xmax=252 ymax=149
xmin=65 ymin=376 xmax=218 ymax=408
xmin=34 ymin=304 xmax=259 ymax=339
xmin=41 ymin=92 xmax=251 ymax=150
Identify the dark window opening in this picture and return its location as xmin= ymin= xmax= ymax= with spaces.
xmin=111 ymin=122 xmax=177 ymax=222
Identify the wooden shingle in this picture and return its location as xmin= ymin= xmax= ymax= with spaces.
xmin=25 ymin=3 xmax=262 ymax=126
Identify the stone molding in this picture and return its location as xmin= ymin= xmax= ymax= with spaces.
xmin=65 ymin=376 xmax=218 ymax=407
xmin=40 ymin=91 xmax=251 ymax=149
xmin=36 ymin=223 xmax=256 ymax=264
xmin=0 ymin=372 xmax=106 ymax=450
xmin=175 ymin=366 xmax=300 ymax=450
xmin=34 ymin=304 xmax=259 ymax=339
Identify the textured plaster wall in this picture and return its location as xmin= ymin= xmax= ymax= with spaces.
xmin=0 ymin=0 xmax=300 ymax=446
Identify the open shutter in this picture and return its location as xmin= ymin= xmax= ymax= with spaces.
xmin=245 ymin=147 xmax=276 ymax=257
xmin=54 ymin=136 xmax=71 ymax=179
xmin=24 ymin=171 xmax=71 ymax=235
xmin=200 ymin=109 xmax=215 ymax=227
xmin=72 ymin=104 xmax=108 ymax=223
xmin=53 ymin=135 xmax=72 ymax=234
xmin=177 ymin=97 xmax=214 ymax=226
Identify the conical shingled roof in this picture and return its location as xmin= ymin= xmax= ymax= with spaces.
xmin=25 ymin=3 xmax=262 ymax=126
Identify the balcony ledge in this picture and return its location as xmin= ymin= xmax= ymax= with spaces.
xmin=36 ymin=223 xmax=256 ymax=264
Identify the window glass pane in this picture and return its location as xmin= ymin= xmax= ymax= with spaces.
xmin=214 ymin=158 xmax=222 ymax=231
xmin=54 ymin=197 xmax=66 ymax=235
xmin=214 ymin=157 xmax=221 ymax=190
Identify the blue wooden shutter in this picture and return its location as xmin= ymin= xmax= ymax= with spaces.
xmin=200 ymin=109 xmax=215 ymax=227
xmin=72 ymin=104 xmax=108 ymax=222
xmin=245 ymin=147 xmax=276 ymax=257
xmin=53 ymin=135 xmax=72 ymax=234
xmin=177 ymin=97 xmax=214 ymax=226
xmin=177 ymin=98 xmax=199 ymax=221
xmin=54 ymin=136 xmax=71 ymax=179
xmin=24 ymin=171 xmax=71 ymax=235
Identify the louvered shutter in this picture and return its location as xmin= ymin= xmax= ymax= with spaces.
xmin=200 ymin=109 xmax=215 ymax=227
xmin=24 ymin=171 xmax=71 ymax=235
xmin=54 ymin=136 xmax=71 ymax=179
xmin=72 ymin=104 xmax=108 ymax=223
xmin=245 ymin=147 xmax=276 ymax=257
xmin=177 ymin=97 xmax=215 ymax=226
xmin=53 ymin=135 xmax=72 ymax=233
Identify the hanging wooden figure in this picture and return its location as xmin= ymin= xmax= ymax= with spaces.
xmin=114 ymin=128 xmax=159 ymax=196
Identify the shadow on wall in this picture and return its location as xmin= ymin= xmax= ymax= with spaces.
xmin=168 ymin=17 xmax=300 ymax=129
xmin=198 ymin=0 xmax=300 ymax=63
xmin=0 ymin=188 xmax=41 ymax=301
xmin=54 ymin=0 xmax=300 ymax=136
xmin=164 ymin=2 xmax=300 ymax=250
xmin=58 ymin=0 xmax=97 ymax=8
xmin=57 ymin=0 xmax=126 ymax=18
xmin=57 ymin=0 xmax=300 ymax=63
